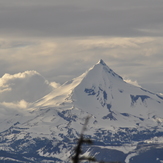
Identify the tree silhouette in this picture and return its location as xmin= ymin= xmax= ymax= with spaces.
xmin=72 ymin=117 xmax=121 ymax=163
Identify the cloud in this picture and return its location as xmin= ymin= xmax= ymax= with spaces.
xmin=0 ymin=100 xmax=30 ymax=109
xmin=124 ymin=79 xmax=141 ymax=88
xmin=0 ymin=100 xmax=32 ymax=129
xmin=0 ymin=0 xmax=163 ymax=38
xmin=0 ymin=36 xmax=163 ymax=93
xmin=50 ymin=82 xmax=61 ymax=88
xmin=0 ymin=0 xmax=162 ymax=107
xmin=0 ymin=37 xmax=162 ymax=77
xmin=0 ymin=39 xmax=59 ymax=76
xmin=0 ymin=71 xmax=54 ymax=102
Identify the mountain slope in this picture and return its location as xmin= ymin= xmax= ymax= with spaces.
xmin=0 ymin=60 xmax=163 ymax=163
xmin=33 ymin=59 xmax=163 ymax=130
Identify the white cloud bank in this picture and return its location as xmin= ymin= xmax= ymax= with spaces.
xmin=0 ymin=100 xmax=30 ymax=109
xmin=124 ymin=79 xmax=141 ymax=88
xmin=0 ymin=71 xmax=55 ymax=103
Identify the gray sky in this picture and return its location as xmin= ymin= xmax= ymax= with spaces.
xmin=0 ymin=0 xmax=163 ymax=93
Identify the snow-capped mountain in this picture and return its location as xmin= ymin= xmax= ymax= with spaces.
xmin=0 ymin=60 xmax=163 ymax=163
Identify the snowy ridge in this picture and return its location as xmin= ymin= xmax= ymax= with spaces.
xmin=0 ymin=60 xmax=163 ymax=162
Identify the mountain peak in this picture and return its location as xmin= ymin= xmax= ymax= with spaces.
xmin=97 ymin=59 xmax=107 ymax=66
xmin=94 ymin=59 xmax=123 ymax=81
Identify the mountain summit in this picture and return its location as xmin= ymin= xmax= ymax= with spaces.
xmin=97 ymin=59 xmax=123 ymax=80
xmin=0 ymin=60 xmax=163 ymax=163
xmin=79 ymin=59 xmax=123 ymax=84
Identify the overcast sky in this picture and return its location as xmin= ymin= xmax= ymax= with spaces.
xmin=0 ymin=0 xmax=163 ymax=93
